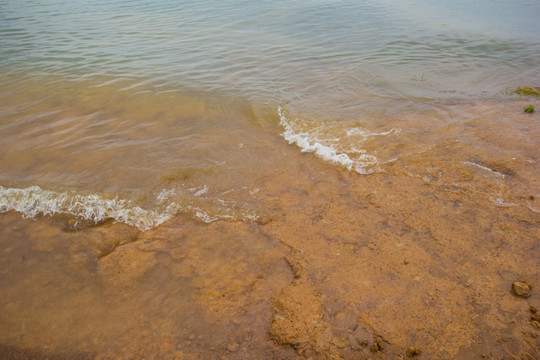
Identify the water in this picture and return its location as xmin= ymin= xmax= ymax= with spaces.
xmin=1 ymin=1 xmax=539 ymax=358
xmin=1 ymin=0 xmax=539 ymax=226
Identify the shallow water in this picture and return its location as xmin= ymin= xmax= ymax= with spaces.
xmin=0 ymin=0 xmax=539 ymax=359
xmin=1 ymin=0 xmax=539 ymax=218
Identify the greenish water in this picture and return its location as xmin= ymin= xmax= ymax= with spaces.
xmin=2 ymin=0 xmax=539 ymax=102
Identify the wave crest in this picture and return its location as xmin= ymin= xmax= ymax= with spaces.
xmin=278 ymin=106 xmax=398 ymax=174
xmin=0 ymin=185 xmax=257 ymax=231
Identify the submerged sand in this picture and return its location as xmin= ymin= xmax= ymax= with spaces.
xmin=0 ymin=100 xmax=539 ymax=360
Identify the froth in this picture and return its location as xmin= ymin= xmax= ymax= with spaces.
xmin=0 ymin=185 xmax=172 ymax=231
xmin=0 ymin=185 xmax=258 ymax=231
xmin=278 ymin=106 xmax=398 ymax=174
xmin=489 ymin=196 xmax=517 ymax=208
xmin=462 ymin=161 xmax=505 ymax=179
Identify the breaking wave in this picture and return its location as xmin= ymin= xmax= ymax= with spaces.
xmin=0 ymin=185 xmax=258 ymax=231
xmin=278 ymin=106 xmax=399 ymax=174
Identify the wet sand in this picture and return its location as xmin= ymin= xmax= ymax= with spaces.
xmin=0 ymin=100 xmax=538 ymax=360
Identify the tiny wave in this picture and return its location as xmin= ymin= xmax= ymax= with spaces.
xmin=462 ymin=161 xmax=505 ymax=179
xmin=0 ymin=185 xmax=258 ymax=231
xmin=527 ymin=202 xmax=540 ymax=214
xmin=278 ymin=106 xmax=399 ymax=174
xmin=489 ymin=196 xmax=517 ymax=208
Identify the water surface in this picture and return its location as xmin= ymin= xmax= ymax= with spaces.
xmin=0 ymin=1 xmax=539 ymax=358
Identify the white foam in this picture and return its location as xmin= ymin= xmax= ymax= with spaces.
xmin=194 ymin=210 xmax=234 ymax=223
xmin=0 ymin=185 xmax=258 ymax=231
xmin=346 ymin=127 xmax=400 ymax=137
xmin=192 ymin=185 xmax=208 ymax=197
xmin=0 ymin=185 xmax=172 ymax=231
xmin=156 ymin=188 xmax=178 ymax=204
xmin=278 ymin=106 xmax=382 ymax=174
xmin=462 ymin=161 xmax=505 ymax=179
xmin=489 ymin=196 xmax=517 ymax=208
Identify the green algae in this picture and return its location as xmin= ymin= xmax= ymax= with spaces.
xmin=512 ymin=87 xmax=540 ymax=96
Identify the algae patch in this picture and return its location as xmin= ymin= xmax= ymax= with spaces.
xmin=510 ymin=87 xmax=540 ymax=96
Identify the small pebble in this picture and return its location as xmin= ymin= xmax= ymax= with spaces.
xmin=358 ymin=340 xmax=368 ymax=347
xmin=512 ymin=280 xmax=531 ymax=298
xmin=370 ymin=337 xmax=384 ymax=352
xmin=227 ymin=342 xmax=239 ymax=352
xmin=406 ymin=346 xmax=422 ymax=357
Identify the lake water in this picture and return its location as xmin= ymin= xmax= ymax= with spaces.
xmin=1 ymin=0 xmax=539 ymax=226
xmin=0 ymin=0 xmax=539 ymax=358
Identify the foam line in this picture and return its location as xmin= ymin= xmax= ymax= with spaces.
xmin=0 ymin=185 xmax=257 ymax=231
xmin=278 ymin=106 xmax=380 ymax=174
